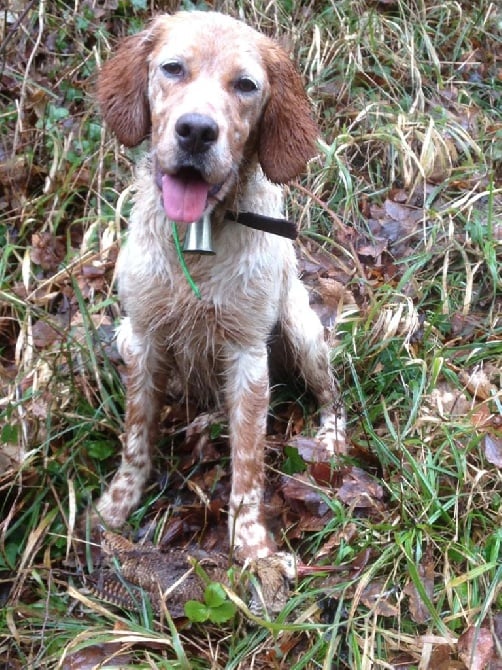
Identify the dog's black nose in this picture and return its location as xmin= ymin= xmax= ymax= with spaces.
xmin=175 ymin=114 xmax=219 ymax=154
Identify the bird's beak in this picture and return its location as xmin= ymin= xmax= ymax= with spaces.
xmin=296 ymin=562 xmax=339 ymax=577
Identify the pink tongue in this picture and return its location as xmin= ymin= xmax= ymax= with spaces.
xmin=161 ymin=173 xmax=210 ymax=224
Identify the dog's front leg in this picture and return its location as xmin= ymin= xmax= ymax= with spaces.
xmin=95 ymin=318 xmax=165 ymax=528
xmin=281 ymin=278 xmax=347 ymax=456
xmin=224 ymin=344 xmax=275 ymax=558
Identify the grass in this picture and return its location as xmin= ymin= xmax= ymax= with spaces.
xmin=1 ymin=0 xmax=501 ymax=668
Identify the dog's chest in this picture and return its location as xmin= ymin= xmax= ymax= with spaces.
xmin=152 ymin=284 xmax=273 ymax=408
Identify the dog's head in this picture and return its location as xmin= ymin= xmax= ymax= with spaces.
xmin=97 ymin=12 xmax=319 ymax=223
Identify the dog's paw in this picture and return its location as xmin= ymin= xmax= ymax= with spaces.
xmin=317 ymin=405 xmax=347 ymax=456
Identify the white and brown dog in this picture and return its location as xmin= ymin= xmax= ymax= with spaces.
xmin=95 ymin=11 xmax=345 ymax=558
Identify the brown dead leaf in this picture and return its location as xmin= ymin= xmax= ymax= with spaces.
xmin=317 ymin=276 xmax=350 ymax=305
xmin=357 ymin=237 xmax=388 ymax=259
xmin=159 ymin=518 xmax=185 ymax=546
xmin=450 ymin=313 xmax=481 ymax=340
xmin=458 ymin=625 xmax=494 ymax=670
xmin=349 ymin=547 xmax=373 ymax=577
xmin=493 ymin=612 xmax=502 ymax=647
xmin=281 ymin=473 xmax=330 ymax=516
xmin=309 ymin=461 xmax=340 ymax=487
xmin=483 ymin=433 xmax=502 ymax=468
xmin=61 ymin=643 xmax=133 ymax=670
xmin=315 ymin=522 xmax=358 ymax=558
xmin=365 ymin=195 xmax=426 ymax=260
xmin=30 ymin=232 xmax=66 ymax=271
xmin=384 ymin=198 xmax=423 ymax=223
xmin=81 ymin=263 xmax=107 ymax=279
xmin=387 ymin=652 xmax=419 ymax=668
xmin=470 ymin=405 xmax=492 ymax=429
xmin=287 ymin=435 xmax=333 ymax=463
xmin=429 ymin=643 xmax=459 ymax=670
xmin=360 ymin=579 xmax=398 ymax=617
xmin=31 ymin=318 xmax=63 ymax=349
xmin=336 ymin=466 xmax=384 ymax=506
xmin=429 ymin=382 xmax=473 ymax=418
xmin=0 ymin=443 xmax=23 ymax=474
xmin=0 ymin=154 xmax=30 ymax=187
xmin=387 ymin=187 xmax=409 ymax=203
xmin=403 ymin=558 xmax=435 ymax=624
xmin=459 ymin=369 xmax=498 ymax=402
xmin=295 ymin=511 xmax=333 ymax=534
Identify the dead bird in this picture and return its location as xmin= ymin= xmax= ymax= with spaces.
xmin=85 ymin=531 xmax=328 ymax=619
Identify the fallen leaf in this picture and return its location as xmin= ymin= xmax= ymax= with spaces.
xmin=384 ymin=198 xmax=422 ymax=223
xmin=317 ymin=276 xmax=351 ymax=305
xmin=459 ymin=369 xmax=498 ymax=401
xmin=349 ymin=547 xmax=372 ymax=577
xmin=295 ymin=511 xmax=333 ymax=534
xmin=61 ymin=644 xmax=133 ymax=670
xmin=287 ymin=435 xmax=331 ymax=463
xmin=336 ymin=466 xmax=384 ymax=506
xmin=429 ymin=383 xmax=473 ymax=418
xmin=458 ymin=625 xmax=494 ymax=670
xmin=483 ymin=433 xmax=502 ymax=468
xmin=428 ymin=643 xmax=456 ymax=670
xmin=30 ymin=232 xmax=66 ymax=271
xmin=470 ymin=405 xmax=492 ymax=429
xmin=493 ymin=612 xmax=502 ymax=646
xmin=315 ymin=522 xmax=358 ymax=558
xmin=357 ymin=237 xmax=388 ymax=259
xmin=403 ymin=558 xmax=435 ymax=624
xmin=281 ymin=473 xmax=330 ymax=516
xmin=309 ymin=461 xmax=340 ymax=487
xmin=387 ymin=652 xmax=418 ymax=668
xmin=32 ymin=318 xmax=63 ymax=349
xmin=360 ymin=579 xmax=398 ymax=617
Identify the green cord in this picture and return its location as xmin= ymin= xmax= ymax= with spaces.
xmin=172 ymin=222 xmax=202 ymax=300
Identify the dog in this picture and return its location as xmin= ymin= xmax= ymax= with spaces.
xmin=95 ymin=11 xmax=346 ymax=558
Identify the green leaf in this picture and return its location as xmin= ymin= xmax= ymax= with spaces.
xmin=204 ymin=582 xmax=226 ymax=608
xmin=208 ymin=601 xmax=236 ymax=623
xmin=282 ymin=445 xmax=307 ymax=475
xmin=1 ymin=424 xmax=18 ymax=444
xmin=86 ymin=440 xmax=115 ymax=460
xmin=209 ymin=422 xmax=223 ymax=439
xmin=183 ymin=600 xmax=209 ymax=622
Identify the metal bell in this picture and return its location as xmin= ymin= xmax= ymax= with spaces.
xmin=182 ymin=213 xmax=215 ymax=254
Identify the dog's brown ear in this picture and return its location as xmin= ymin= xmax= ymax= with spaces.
xmin=259 ymin=42 xmax=319 ymax=183
xmin=97 ymin=28 xmax=156 ymax=147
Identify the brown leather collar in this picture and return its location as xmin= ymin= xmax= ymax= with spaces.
xmin=226 ymin=211 xmax=298 ymax=240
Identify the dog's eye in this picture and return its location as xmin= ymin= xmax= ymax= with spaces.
xmin=235 ymin=76 xmax=258 ymax=93
xmin=161 ymin=61 xmax=185 ymax=78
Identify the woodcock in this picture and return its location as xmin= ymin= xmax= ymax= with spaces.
xmin=86 ymin=531 xmax=325 ymax=619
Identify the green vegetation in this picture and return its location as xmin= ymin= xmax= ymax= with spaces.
xmin=0 ymin=0 xmax=500 ymax=668
xmin=184 ymin=583 xmax=237 ymax=624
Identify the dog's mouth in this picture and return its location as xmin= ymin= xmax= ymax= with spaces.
xmin=157 ymin=167 xmax=223 ymax=224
